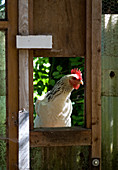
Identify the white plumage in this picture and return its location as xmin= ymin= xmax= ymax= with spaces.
xmin=34 ymin=69 xmax=83 ymax=128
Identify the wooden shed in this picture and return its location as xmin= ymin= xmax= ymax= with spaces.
xmin=0 ymin=0 xmax=103 ymax=169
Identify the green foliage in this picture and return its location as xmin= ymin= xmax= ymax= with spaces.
xmin=33 ymin=57 xmax=85 ymax=126
xmin=33 ymin=57 xmax=50 ymax=118
xmin=0 ymin=140 xmax=6 ymax=168
xmin=0 ymin=30 xmax=6 ymax=168
xmin=0 ymin=0 xmax=5 ymax=19
xmin=51 ymin=65 xmax=64 ymax=81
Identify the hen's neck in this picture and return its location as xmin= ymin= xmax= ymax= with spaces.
xmin=46 ymin=79 xmax=73 ymax=102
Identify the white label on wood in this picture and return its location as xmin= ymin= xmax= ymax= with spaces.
xmin=16 ymin=35 xmax=52 ymax=49
xmin=19 ymin=110 xmax=29 ymax=169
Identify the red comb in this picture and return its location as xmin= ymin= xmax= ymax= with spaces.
xmin=71 ymin=68 xmax=82 ymax=80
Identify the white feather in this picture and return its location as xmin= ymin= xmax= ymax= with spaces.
xmin=34 ymin=92 xmax=72 ymax=127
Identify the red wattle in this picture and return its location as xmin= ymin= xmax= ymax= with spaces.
xmin=73 ymin=84 xmax=80 ymax=90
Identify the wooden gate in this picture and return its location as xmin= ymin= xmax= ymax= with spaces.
xmin=0 ymin=0 xmax=101 ymax=169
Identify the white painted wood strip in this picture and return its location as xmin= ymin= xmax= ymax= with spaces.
xmin=16 ymin=35 xmax=52 ymax=49
xmin=18 ymin=0 xmax=30 ymax=169
xmin=19 ymin=110 xmax=29 ymax=169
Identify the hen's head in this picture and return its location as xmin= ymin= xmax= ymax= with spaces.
xmin=68 ymin=68 xmax=83 ymax=89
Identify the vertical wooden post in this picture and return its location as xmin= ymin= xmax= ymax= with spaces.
xmin=18 ymin=0 xmax=30 ymax=169
xmin=91 ymin=0 xmax=102 ymax=169
xmin=86 ymin=0 xmax=92 ymax=129
xmin=28 ymin=0 xmax=34 ymax=130
xmin=7 ymin=0 xmax=18 ymax=169
xmin=19 ymin=0 xmax=29 ymax=111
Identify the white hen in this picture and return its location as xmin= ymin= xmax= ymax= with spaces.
xmin=34 ymin=68 xmax=83 ymax=127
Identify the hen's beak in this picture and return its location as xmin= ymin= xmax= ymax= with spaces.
xmin=80 ymin=80 xmax=84 ymax=85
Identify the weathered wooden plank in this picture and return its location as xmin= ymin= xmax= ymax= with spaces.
xmin=101 ymin=56 xmax=118 ymax=70
xmin=28 ymin=0 xmax=34 ymax=130
xmin=85 ymin=0 xmax=92 ymax=129
xmin=102 ymin=96 xmax=118 ymax=170
xmin=29 ymin=50 xmax=34 ymax=130
xmin=0 ymin=21 xmax=8 ymax=29
xmin=28 ymin=0 xmax=33 ymax=34
xmin=16 ymin=35 xmax=52 ymax=49
xmin=101 ymin=15 xmax=118 ymax=58
xmin=102 ymin=69 xmax=118 ymax=96
xmin=18 ymin=0 xmax=30 ymax=169
xmin=101 ymin=15 xmax=118 ymax=97
xmin=7 ymin=0 xmax=19 ymax=169
xmin=30 ymin=128 xmax=91 ymax=147
xmin=31 ymin=146 xmax=91 ymax=169
xmin=19 ymin=50 xmax=29 ymax=111
xmin=19 ymin=110 xmax=29 ymax=169
xmin=91 ymin=0 xmax=102 ymax=162
xmin=19 ymin=0 xmax=29 ymax=111
xmin=101 ymin=14 xmax=118 ymax=170
xmin=33 ymin=0 xmax=86 ymax=57
xmin=19 ymin=0 xmax=29 ymax=35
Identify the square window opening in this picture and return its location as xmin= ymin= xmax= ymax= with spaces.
xmin=33 ymin=57 xmax=85 ymax=128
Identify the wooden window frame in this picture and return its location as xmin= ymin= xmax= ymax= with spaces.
xmin=0 ymin=0 xmax=101 ymax=169
xmin=29 ymin=0 xmax=102 ymax=167
xmin=29 ymin=0 xmax=102 ymax=163
xmin=29 ymin=2 xmax=91 ymax=147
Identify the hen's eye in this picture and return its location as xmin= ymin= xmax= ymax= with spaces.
xmin=72 ymin=77 xmax=77 ymax=80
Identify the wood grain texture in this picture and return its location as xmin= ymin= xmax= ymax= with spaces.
xmin=30 ymin=128 xmax=91 ymax=147
xmin=102 ymin=96 xmax=118 ymax=169
xmin=28 ymin=0 xmax=34 ymax=130
xmin=85 ymin=0 xmax=92 ymax=129
xmin=0 ymin=21 xmax=8 ymax=29
xmin=19 ymin=0 xmax=29 ymax=111
xmin=19 ymin=50 xmax=29 ymax=111
xmin=101 ymin=15 xmax=118 ymax=97
xmin=28 ymin=0 xmax=33 ymax=34
xmin=101 ymin=15 xmax=118 ymax=170
xmin=33 ymin=0 xmax=86 ymax=57
xmin=7 ymin=0 xmax=18 ymax=169
xmin=91 ymin=0 xmax=102 ymax=161
xmin=29 ymin=50 xmax=34 ymax=130
xmin=102 ymin=69 xmax=118 ymax=96
xmin=18 ymin=1 xmax=30 ymax=169
xmin=19 ymin=0 xmax=29 ymax=35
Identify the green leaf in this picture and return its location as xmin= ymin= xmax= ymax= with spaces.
xmin=49 ymin=79 xmax=55 ymax=86
xmin=76 ymin=99 xmax=84 ymax=104
xmin=56 ymin=65 xmax=62 ymax=72
xmin=52 ymin=71 xmax=60 ymax=76
xmin=78 ymin=122 xmax=84 ymax=126
xmin=54 ymin=74 xmax=63 ymax=79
